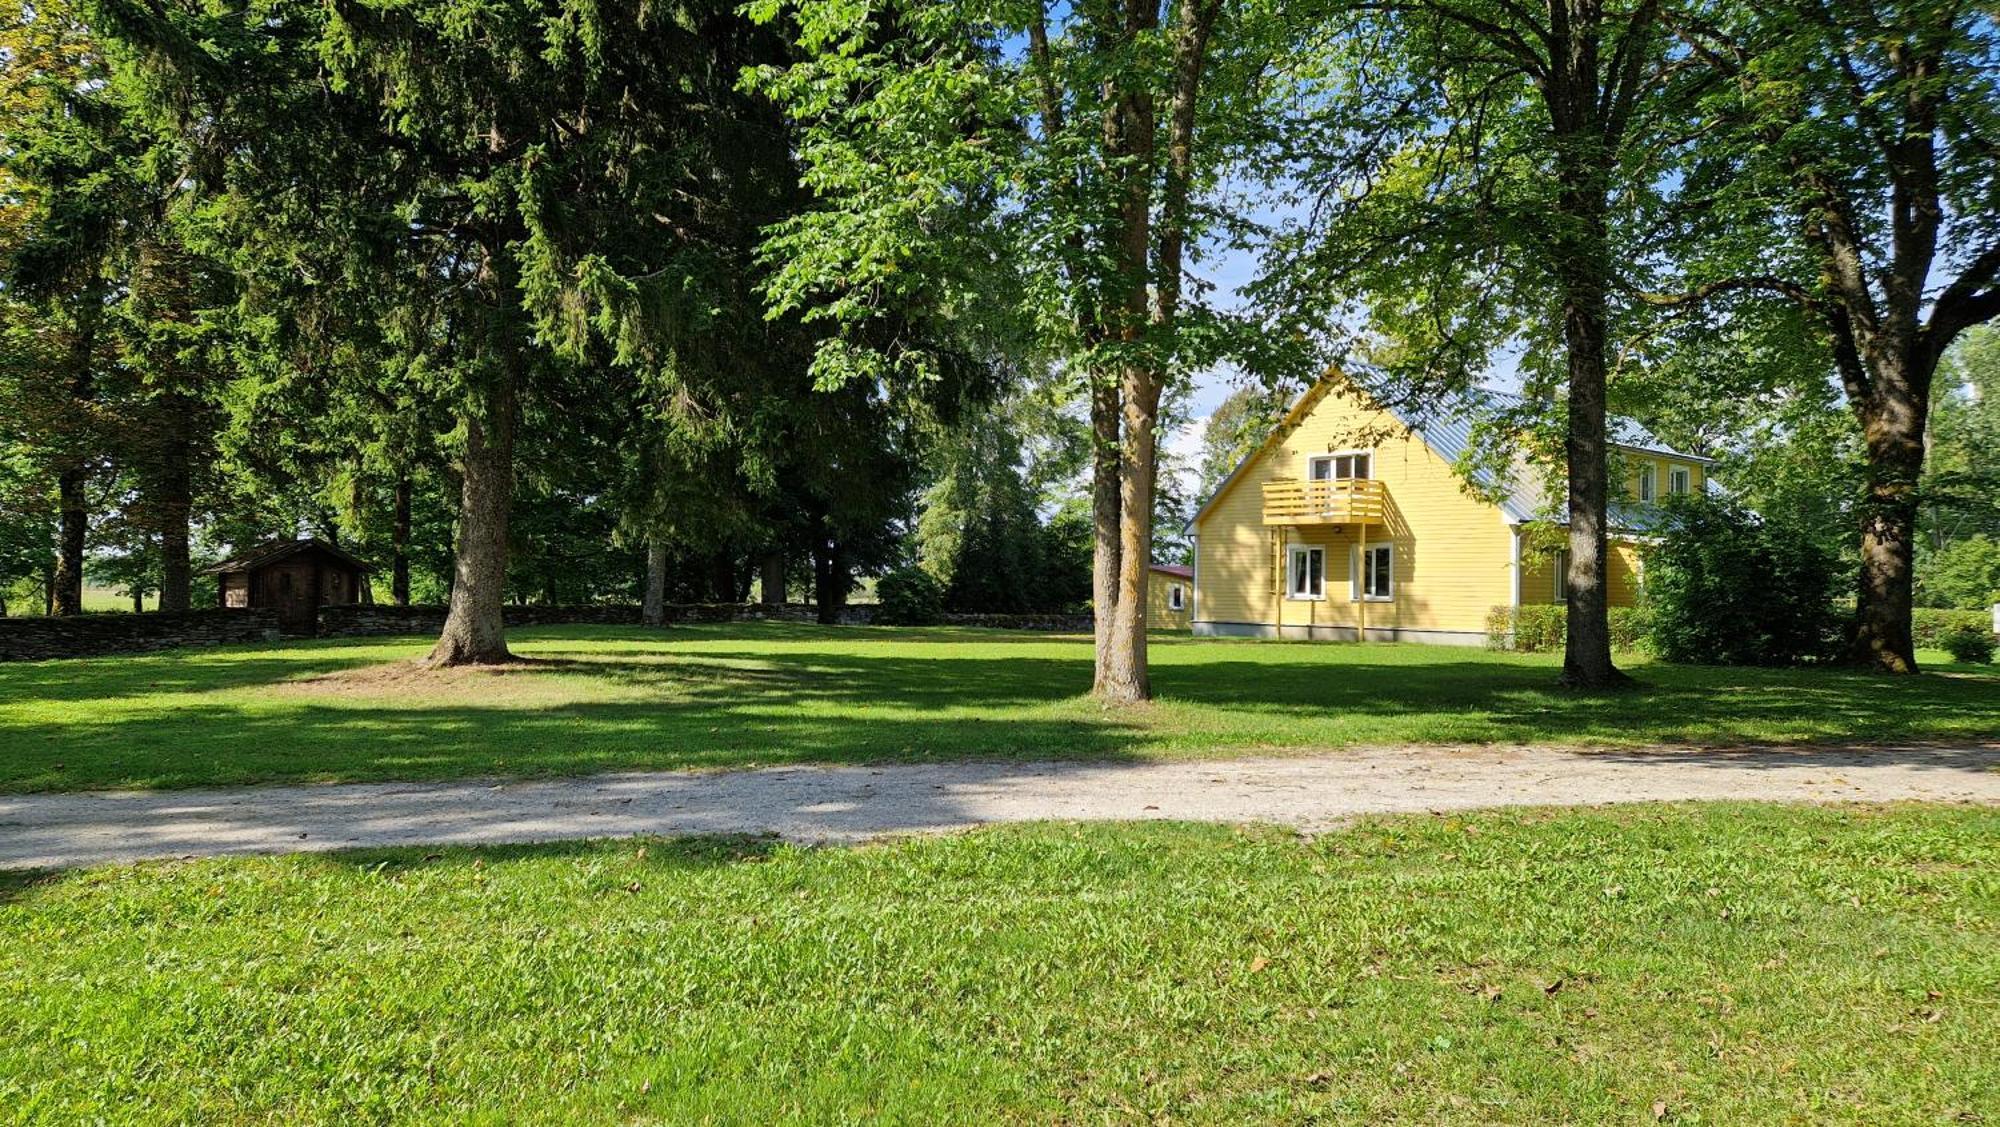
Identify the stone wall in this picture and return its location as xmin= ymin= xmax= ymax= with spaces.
xmin=935 ymin=613 xmax=1095 ymax=632
xmin=315 ymin=601 xmax=880 ymax=637
xmin=0 ymin=609 xmax=282 ymax=662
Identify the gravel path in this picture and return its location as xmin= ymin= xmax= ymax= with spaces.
xmin=3 ymin=743 xmax=1995 ymax=870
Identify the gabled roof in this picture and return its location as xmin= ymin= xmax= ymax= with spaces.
xmin=1189 ymin=370 xmax=1714 ymax=535
xmin=205 ymin=537 xmax=374 ymax=575
xmin=1148 ymin=563 xmax=1193 ymax=580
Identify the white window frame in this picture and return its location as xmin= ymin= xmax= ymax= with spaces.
xmin=1552 ymin=548 xmax=1570 ymax=601
xmin=1668 ymin=466 xmax=1691 ymax=496
xmin=1351 ymin=543 xmax=1393 ymax=602
xmin=1307 ymin=450 xmax=1372 ymax=482
xmin=1168 ymin=583 xmax=1185 ymax=611
xmin=1287 ymin=546 xmax=1325 ymax=601
xmin=1637 ymin=463 xmax=1657 ymax=503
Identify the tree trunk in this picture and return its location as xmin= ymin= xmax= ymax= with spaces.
xmin=392 ymin=474 xmax=412 ymax=606
xmin=53 ymin=467 xmax=86 ymax=616
xmin=428 ymin=259 xmax=519 ymax=665
xmin=1102 ymin=366 xmax=1163 ymax=701
xmin=1089 ymin=380 xmax=1124 ymax=692
xmin=708 ymin=552 xmax=737 ymax=603
xmin=760 ymin=551 xmax=785 ymax=604
xmin=155 ymin=414 xmax=193 ymax=612
xmin=811 ymin=535 xmax=845 ymax=625
xmin=1544 ymin=9 xmax=1629 ymax=690
xmin=1851 ymin=382 xmax=1925 ymax=671
xmin=642 ymin=540 xmax=669 ymax=626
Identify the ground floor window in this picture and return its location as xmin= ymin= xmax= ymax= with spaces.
xmin=1355 ymin=543 xmax=1392 ymax=601
xmin=1288 ymin=546 xmax=1325 ymax=600
xmin=1168 ymin=583 xmax=1185 ymax=611
xmin=1553 ymin=548 xmax=1570 ymax=601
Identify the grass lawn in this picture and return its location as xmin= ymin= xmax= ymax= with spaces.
xmin=2 ymin=804 xmax=1994 ymax=1123
xmin=2 ymin=623 xmax=1996 ymax=793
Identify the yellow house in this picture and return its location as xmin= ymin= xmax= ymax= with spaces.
xmin=1188 ymin=372 xmax=1710 ymax=644
xmin=1147 ymin=563 xmax=1193 ymax=630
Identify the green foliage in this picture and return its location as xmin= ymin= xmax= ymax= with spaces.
xmin=1486 ymin=605 xmax=1649 ymax=654
xmin=1917 ymin=535 xmax=2000 ymax=610
xmin=1940 ymin=626 xmax=1995 ymax=665
xmin=1912 ymin=608 xmax=1994 ymax=650
xmin=874 ymin=566 xmax=945 ymax=626
xmin=1644 ymin=496 xmax=1845 ymax=666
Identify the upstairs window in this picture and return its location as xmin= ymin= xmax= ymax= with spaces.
xmin=1638 ymin=464 xmax=1657 ymax=503
xmin=1669 ymin=466 xmax=1692 ymax=496
xmin=1288 ymin=546 xmax=1325 ymax=600
xmin=1308 ymin=452 xmax=1371 ymax=481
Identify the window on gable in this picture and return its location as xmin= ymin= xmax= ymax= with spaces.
xmin=1288 ymin=546 xmax=1324 ymax=600
xmin=1308 ymin=452 xmax=1371 ymax=481
xmin=1669 ymin=466 xmax=1691 ymax=496
xmin=1638 ymin=464 xmax=1657 ymax=503
xmin=1353 ymin=543 xmax=1392 ymax=601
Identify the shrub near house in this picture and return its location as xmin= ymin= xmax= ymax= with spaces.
xmin=1644 ymin=496 xmax=1845 ymax=666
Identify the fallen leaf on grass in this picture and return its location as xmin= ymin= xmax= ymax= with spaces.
xmin=1249 ymin=956 xmax=1270 ymax=974
xmin=1652 ymin=1099 xmax=1669 ymax=1120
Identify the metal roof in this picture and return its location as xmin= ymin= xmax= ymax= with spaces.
xmin=205 ymin=537 xmax=375 ymax=575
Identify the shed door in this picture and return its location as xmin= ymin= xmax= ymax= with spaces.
xmin=264 ymin=568 xmax=316 ymax=635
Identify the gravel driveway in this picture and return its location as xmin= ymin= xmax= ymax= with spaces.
xmin=3 ymin=743 xmax=1995 ymax=870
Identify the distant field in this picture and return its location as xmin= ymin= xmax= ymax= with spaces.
xmin=1 ymin=584 xmax=156 ymax=615
xmin=2 ymin=805 xmax=1993 ymax=1122
xmin=1 ymin=623 xmax=1994 ymax=793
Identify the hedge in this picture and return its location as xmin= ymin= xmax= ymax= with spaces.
xmin=1486 ymin=605 xmax=1650 ymax=654
xmin=1913 ymin=607 xmax=1994 ymax=649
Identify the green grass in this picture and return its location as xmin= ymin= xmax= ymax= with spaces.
xmin=1 ymin=805 xmax=1993 ymax=1122
xmin=2 ymin=623 xmax=1996 ymax=793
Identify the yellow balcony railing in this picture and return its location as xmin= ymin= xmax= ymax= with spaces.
xmin=1262 ymin=478 xmax=1388 ymax=526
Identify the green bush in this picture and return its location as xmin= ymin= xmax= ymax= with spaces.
xmin=874 ymin=566 xmax=945 ymax=626
xmin=1913 ymin=608 xmax=1993 ymax=649
xmin=1486 ymin=605 xmax=1649 ymax=653
xmin=1940 ymin=626 xmax=1996 ymax=664
xmin=1644 ymin=495 xmax=1845 ymax=666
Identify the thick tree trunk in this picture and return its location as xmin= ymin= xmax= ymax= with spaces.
xmin=1557 ymin=292 xmax=1625 ymax=689
xmin=155 ymin=417 xmax=193 ymax=612
xmin=760 ymin=551 xmax=785 ymax=604
xmin=1089 ymin=380 xmax=1124 ymax=693
xmin=1101 ymin=367 xmax=1163 ymax=702
xmin=392 ymin=474 xmax=412 ymax=605
xmin=811 ymin=535 xmax=845 ymax=625
xmin=642 ymin=541 xmax=669 ymax=626
xmin=708 ymin=552 xmax=738 ymax=603
xmin=428 ymin=360 xmax=517 ymax=665
xmin=131 ymin=588 xmax=143 ymax=613
xmin=53 ymin=467 xmax=86 ymax=616
xmin=1851 ymin=382 xmax=1926 ymax=671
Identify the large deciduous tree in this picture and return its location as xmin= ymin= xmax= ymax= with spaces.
xmin=750 ymin=0 xmax=1294 ymax=701
xmin=1263 ymin=0 xmax=1695 ymax=688
xmin=1664 ymin=0 xmax=2000 ymax=672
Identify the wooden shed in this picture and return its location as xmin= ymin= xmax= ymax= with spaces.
xmin=207 ymin=538 xmax=373 ymax=635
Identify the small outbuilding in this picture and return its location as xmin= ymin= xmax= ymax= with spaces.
xmin=1148 ymin=562 xmax=1193 ymax=631
xmin=208 ymin=538 xmax=374 ymax=635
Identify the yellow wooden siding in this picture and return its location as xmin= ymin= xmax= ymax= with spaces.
xmin=1622 ymin=454 xmax=1705 ymax=503
xmin=1192 ymin=383 xmax=1517 ymax=635
xmin=1518 ymin=540 xmax=1645 ymax=608
xmin=1147 ymin=570 xmax=1191 ymax=630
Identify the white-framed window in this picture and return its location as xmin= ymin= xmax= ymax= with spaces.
xmin=1668 ymin=466 xmax=1691 ymax=496
xmin=1287 ymin=546 xmax=1325 ymax=600
xmin=1307 ymin=451 xmax=1372 ymax=481
xmin=1552 ymin=548 xmax=1570 ymax=601
xmin=1168 ymin=583 xmax=1185 ymax=611
xmin=1637 ymin=464 xmax=1657 ymax=503
xmin=1352 ymin=543 xmax=1393 ymax=601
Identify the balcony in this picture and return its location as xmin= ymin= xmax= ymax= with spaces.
xmin=1262 ymin=478 xmax=1388 ymax=526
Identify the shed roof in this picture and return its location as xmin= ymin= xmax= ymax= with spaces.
xmin=1149 ymin=563 xmax=1193 ymax=580
xmin=205 ymin=537 xmax=374 ymax=575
